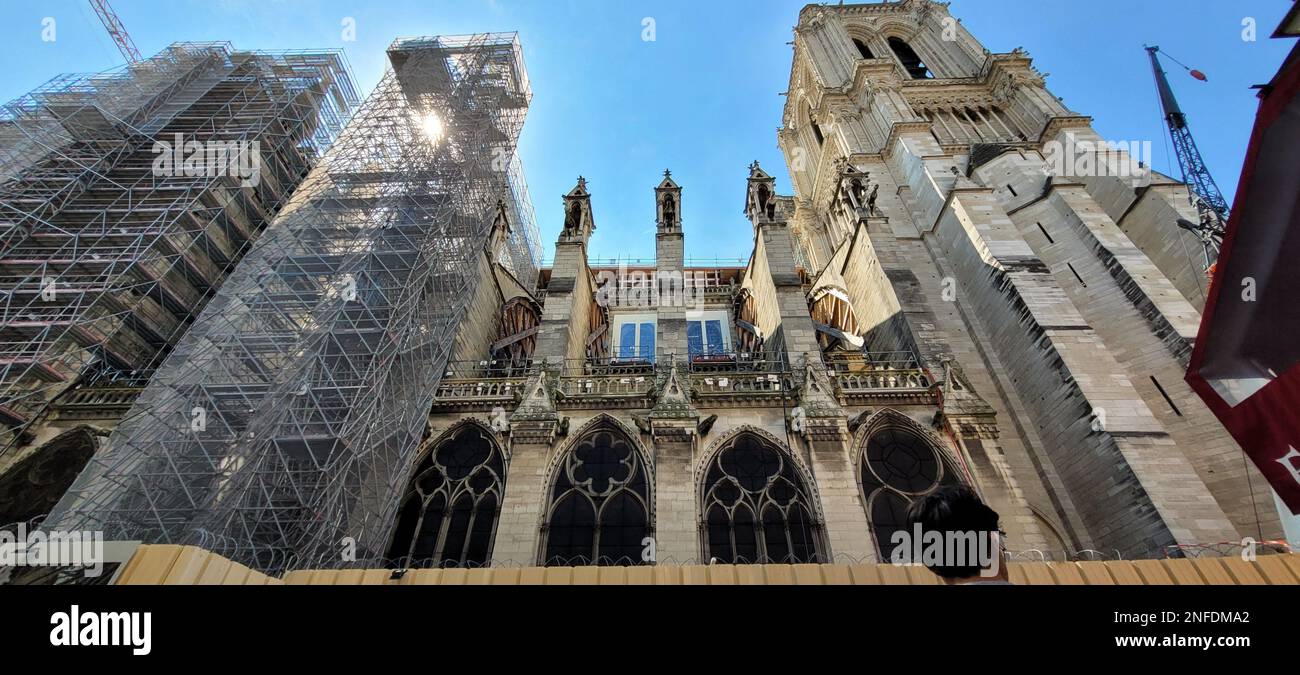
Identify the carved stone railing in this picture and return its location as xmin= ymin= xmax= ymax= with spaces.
xmin=51 ymin=385 xmax=145 ymax=420
xmin=689 ymin=352 xmax=796 ymax=407
xmin=557 ymin=372 xmax=656 ymax=409
xmin=692 ymin=372 xmax=793 ymax=396
xmin=431 ymin=359 xmax=533 ymax=411
xmin=555 ymin=358 xmax=655 ymax=409
xmin=824 ymin=351 xmax=935 ymax=405
xmin=694 ymin=284 xmax=737 ymax=304
xmin=434 ymin=378 xmax=526 ymax=400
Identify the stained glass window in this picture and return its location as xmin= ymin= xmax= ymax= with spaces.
xmin=388 ymin=424 xmax=506 ymax=567
xmin=701 ymin=432 xmax=824 ymax=564
xmin=543 ymin=426 xmax=652 ymax=566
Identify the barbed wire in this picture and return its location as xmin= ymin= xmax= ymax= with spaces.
xmin=283 ymin=545 xmax=1300 ymax=574
xmin=1162 ymin=541 xmax=1292 ymax=559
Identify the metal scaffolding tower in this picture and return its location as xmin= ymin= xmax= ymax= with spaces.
xmin=46 ymin=33 xmax=539 ymax=574
xmin=0 ymin=44 xmax=358 ymax=453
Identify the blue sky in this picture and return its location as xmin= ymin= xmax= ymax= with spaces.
xmin=1 ymin=0 xmax=1293 ymax=263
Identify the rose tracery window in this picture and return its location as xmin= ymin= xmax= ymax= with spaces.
xmin=701 ymin=432 xmax=825 ymax=564
xmin=542 ymin=426 xmax=651 ymax=566
xmin=859 ymin=425 xmax=963 ymax=559
xmin=387 ymin=424 xmax=506 ymax=568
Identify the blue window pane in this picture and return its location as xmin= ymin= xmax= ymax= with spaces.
xmin=619 ymin=323 xmax=636 ymax=359
xmin=639 ymin=323 xmax=656 ymax=362
xmin=705 ymin=320 xmax=724 ymax=355
xmin=687 ymin=321 xmax=704 ymax=357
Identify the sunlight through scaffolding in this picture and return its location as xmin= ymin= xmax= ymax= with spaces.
xmin=45 ymin=33 xmax=540 ymax=575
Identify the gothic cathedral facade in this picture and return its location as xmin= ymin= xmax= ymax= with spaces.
xmin=304 ymin=0 xmax=1286 ymax=567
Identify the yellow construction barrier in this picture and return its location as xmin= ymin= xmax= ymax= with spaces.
xmin=112 ymin=544 xmax=1300 ymax=586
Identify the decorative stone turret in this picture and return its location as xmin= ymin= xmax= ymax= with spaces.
xmin=794 ymin=357 xmax=849 ymax=444
xmin=745 ymin=161 xmax=781 ymax=226
xmin=932 ymin=360 xmax=998 ymax=440
xmin=509 ymin=370 xmax=561 ymax=445
xmin=647 ymin=361 xmax=699 ymax=445
xmin=655 ymin=170 xmax=682 ymax=233
xmin=745 ymin=161 xmax=848 ymax=447
xmin=656 ymin=170 xmax=688 ymax=359
xmin=832 ymin=156 xmax=880 ymax=223
xmin=560 ymin=176 xmax=595 ymax=245
xmin=533 ymin=177 xmax=599 ymax=371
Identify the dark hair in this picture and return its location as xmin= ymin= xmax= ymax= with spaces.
xmin=905 ymin=485 xmax=1001 ymax=579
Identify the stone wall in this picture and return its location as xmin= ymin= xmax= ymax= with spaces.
xmin=770 ymin=0 xmax=1274 ymax=557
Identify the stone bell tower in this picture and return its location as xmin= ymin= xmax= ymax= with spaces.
xmin=778 ymin=0 xmax=1283 ymax=556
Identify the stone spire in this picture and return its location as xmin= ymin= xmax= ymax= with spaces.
xmin=560 ymin=176 xmax=595 ymax=245
xmin=656 ymin=169 xmax=682 ymax=233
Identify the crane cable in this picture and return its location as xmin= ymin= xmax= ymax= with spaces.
xmin=1157 ymin=48 xmax=1209 ymax=81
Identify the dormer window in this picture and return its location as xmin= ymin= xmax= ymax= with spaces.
xmin=614 ymin=314 xmax=656 ymax=363
xmin=687 ymin=311 xmax=731 ymax=359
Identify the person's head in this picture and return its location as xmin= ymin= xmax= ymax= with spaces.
xmin=905 ymin=485 xmax=1007 ymax=583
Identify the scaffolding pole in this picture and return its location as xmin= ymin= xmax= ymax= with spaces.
xmin=0 ymin=44 xmax=359 ymax=453
xmin=45 ymin=33 xmax=539 ymax=575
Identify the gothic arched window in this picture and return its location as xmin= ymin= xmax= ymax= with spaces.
xmin=887 ymin=37 xmax=933 ymax=79
xmin=387 ymin=424 xmax=506 ymax=568
xmin=0 ymin=427 xmax=97 ymax=527
xmin=852 ymin=38 xmax=874 ymax=60
xmin=543 ymin=425 xmax=651 ymax=566
xmin=859 ymin=424 xmax=963 ymax=559
xmin=662 ymin=193 xmax=677 ymax=226
xmin=803 ymin=103 xmax=825 ymax=147
xmin=701 ymin=432 xmax=825 ymax=564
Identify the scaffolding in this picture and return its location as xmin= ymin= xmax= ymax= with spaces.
xmin=45 ymin=33 xmax=539 ymax=574
xmin=0 ymin=43 xmax=359 ymax=451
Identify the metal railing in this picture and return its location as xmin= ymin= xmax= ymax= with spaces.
xmin=582 ymin=356 xmax=657 ymax=377
xmin=441 ymin=358 xmax=536 ymax=380
xmin=687 ymin=351 xmax=785 ymax=374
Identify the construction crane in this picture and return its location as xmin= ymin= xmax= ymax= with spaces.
xmin=1145 ymin=45 xmax=1228 ymax=271
xmin=88 ymin=0 xmax=142 ymax=63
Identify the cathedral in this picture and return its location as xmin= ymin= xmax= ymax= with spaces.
xmin=3 ymin=1 xmax=1288 ymax=576
xmin=402 ymin=0 xmax=1283 ymax=567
